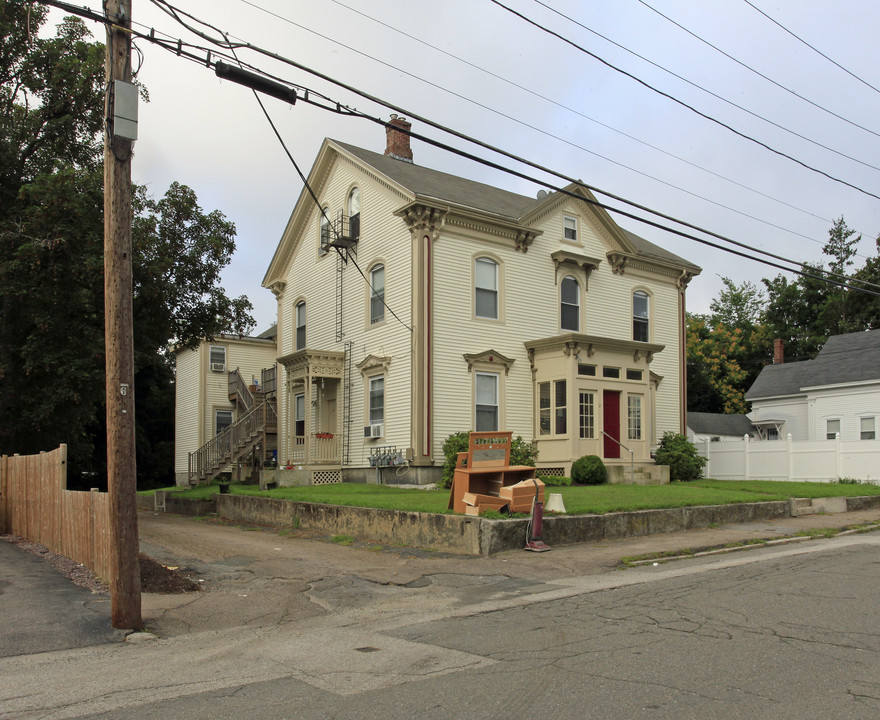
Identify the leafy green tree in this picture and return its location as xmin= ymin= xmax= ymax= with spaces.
xmin=0 ymin=6 xmax=254 ymax=487
xmin=686 ymin=277 xmax=771 ymax=413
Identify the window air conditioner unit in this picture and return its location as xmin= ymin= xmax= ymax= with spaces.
xmin=210 ymin=363 xmax=226 ymax=372
xmin=363 ymin=424 xmax=383 ymax=438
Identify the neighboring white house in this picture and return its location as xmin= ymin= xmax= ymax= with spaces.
xmin=258 ymin=117 xmax=701 ymax=485
xmin=745 ymin=329 xmax=880 ymax=443
xmin=686 ymin=412 xmax=755 ymax=443
xmin=174 ymin=328 xmax=277 ymax=485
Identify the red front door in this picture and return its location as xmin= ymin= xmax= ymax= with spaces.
xmin=603 ymin=390 xmax=620 ymax=459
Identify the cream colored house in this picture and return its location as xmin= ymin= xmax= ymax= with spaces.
xmin=262 ymin=118 xmax=700 ymax=485
xmin=174 ymin=328 xmax=277 ymax=485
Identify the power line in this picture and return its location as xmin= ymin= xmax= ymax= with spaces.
xmin=267 ymin=0 xmax=853 ymax=257
xmin=636 ymin=0 xmax=880 ymax=139
xmin=39 ymin=0 xmax=880 ymax=297
xmin=489 ymin=0 xmax=880 ymax=202
xmin=531 ymin=0 xmax=880 ymax=177
xmin=742 ymin=0 xmax=880 ymax=96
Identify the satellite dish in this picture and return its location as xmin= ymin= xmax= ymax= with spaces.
xmin=536 ymin=189 xmax=548 ymax=200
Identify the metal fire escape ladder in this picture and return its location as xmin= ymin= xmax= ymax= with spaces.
xmin=342 ymin=340 xmax=353 ymax=465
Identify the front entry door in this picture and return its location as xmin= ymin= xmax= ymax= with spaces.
xmin=603 ymin=390 xmax=621 ymax=459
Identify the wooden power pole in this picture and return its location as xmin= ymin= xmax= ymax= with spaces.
xmin=103 ymin=0 xmax=141 ymax=629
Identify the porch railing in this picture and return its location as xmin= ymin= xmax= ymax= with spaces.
xmin=287 ymin=433 xmax=340 ymax=466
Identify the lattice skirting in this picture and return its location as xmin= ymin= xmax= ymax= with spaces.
xmin=537 ymin=467 xmax=566 ymax=477
xmin=312 ymin=470 xmax=342 ymax=485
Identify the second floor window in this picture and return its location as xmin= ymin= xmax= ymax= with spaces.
xmin=209 ymin=345 xmax=226 ymax=372
xmin=633 ymin=291 xmax=649 ymax=342
xmin=560 ymin=276 xmax=580 ymax=331
xmin=370 ymin=264 xmax=385 ymax=324
xmin=295 ymin=301 xmax=306 ymax=351
xmin=475 ymin=257 xmax=498 ymax=319
xmin=348 ymin=187 xmax=360 ymax=240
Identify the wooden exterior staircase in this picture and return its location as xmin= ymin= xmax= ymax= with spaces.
xmin=187 ymin=367 xmax=277 ymax=485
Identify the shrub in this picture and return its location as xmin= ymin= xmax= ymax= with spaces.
xmin=654 ymin=432 xmax=707 ymax=481
xmin=439 ymin=432 xmax=538 ymax=489
xmin=540 ymin=475 xmax=572 ymax=487
xmin=571 ymin=455 xmax=606 ymax=485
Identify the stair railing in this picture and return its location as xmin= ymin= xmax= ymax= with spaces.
xmin=601 ymin=431 xmax=634 ymax=482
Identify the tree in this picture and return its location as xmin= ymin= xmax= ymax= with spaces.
xmin=686 ymin=277 xmax=771 ymax=414
xmin=0 ymin=7 xmax=254 ymax=487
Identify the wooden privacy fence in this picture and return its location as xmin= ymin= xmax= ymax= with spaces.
xmin=0 ymin=445 xmax=112 ymax=582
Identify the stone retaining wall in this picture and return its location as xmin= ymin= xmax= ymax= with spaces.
xmin=140 ymin=493 xmax=880 ymax=556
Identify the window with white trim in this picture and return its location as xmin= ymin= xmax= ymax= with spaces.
xmin=319 ymin=208 xmax=330 ymax=255
xmin=579 ymin=391 xmax=595 ymax=439
xmin=348 ymin=187 xmax=360 ymax=240
xmin=826 ymin=418 xmax=840 ymax=440
xmin=860 ymin=416 xmax=876 ymax=440
xmin=209 ymin=345 xmax=226 ymax=372
xmin=628 ymin=395 xmax=642 ymax=440
xmin=215 ymin=409 xmax=233 ymax=435
xmin=563 ymin=215 xmax=578 ymax=242
xmin=475 ymin=257 xmax=498 ymax=319
xmin=560 ymin=275 xmax=580 ymax=332
xmin=370 ymin=264 xmax=385 ymax=325
xmin=475 ymin=372 xmax=499 ymax=431
xmin=294 ymin=394 xmax=305 ymax=440
xmin=538 ymin=380 xmax=567 ymax=435
xmin=369 ymin=376 xmax=384 ymax=426
xmin=633 ymin=290 xmax=649 ymax=342
xmin=295 ymin=301 xmax=306 ymax=351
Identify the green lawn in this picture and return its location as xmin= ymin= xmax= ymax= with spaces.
xmin=141 ymin=478 xmax=880 ymax=516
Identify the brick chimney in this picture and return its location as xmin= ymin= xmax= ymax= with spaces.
xmin=773 ymin=338 xmax=784 ymax=364
xmin=385 ymin=114 xmax=413 ymax=163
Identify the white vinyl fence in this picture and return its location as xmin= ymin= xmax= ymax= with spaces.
xmin=697 ymin=434 xmax=880 ymax=484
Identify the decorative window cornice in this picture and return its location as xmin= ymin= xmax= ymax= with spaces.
xmin=463 ymin=349 xmax=515 ymax=375
xmin=357 ymin=353 xmax=392 ymax=376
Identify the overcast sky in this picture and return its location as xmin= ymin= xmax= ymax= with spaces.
xmin=47 ymin=0 xmax=880 ymax=332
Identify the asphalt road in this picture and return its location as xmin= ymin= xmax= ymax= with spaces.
xmin=2 ymin=514 xmax=879 ymax=719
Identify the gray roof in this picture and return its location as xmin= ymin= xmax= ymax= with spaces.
xmin=687 ymin=412 xmax=755 ymax=437
xmin=746 ymin=329 xmax=880 ymax=400
xmin=335 ymin=141 xmax=698 ymax=270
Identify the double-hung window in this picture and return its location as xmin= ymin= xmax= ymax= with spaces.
xmin=209 ymin=345 xmax=226 ymax=372
xmin=295 ymin=301 xmax=306 ymax=351
xmin=860 ymin=417 xmax=875 ymax=440
xmin=560 ymin=276 xmax=579 ymax=331
xmin=826 ymin=418 xmax=840 ymax=440
xmin=539 ymin=380 xmax=567 ymax=435
xmin=633 ymin=291 xmax=649 ymax=342
xmin=348 ymin=187 xmax=360 ymax=241
xmin=475 ymin=372 xmax=499 ymax=431
xmin=369 ymin=376 xmax=384 ymax=426
xmin=370 ymin=264 xmax=385 ymax=324
xmin=474 ymin=257 xmax=498 ymax=319
xmin=563 ymin=215 xmax=578 ymax=242
xmin=215 ymin=409 xmax=233 ymax=435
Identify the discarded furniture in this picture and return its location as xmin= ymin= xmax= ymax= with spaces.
xmin=447 ymin=431 xmax=543 ymax=515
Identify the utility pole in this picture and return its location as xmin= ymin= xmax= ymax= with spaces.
xmin=103 ymin=0 xmax=141 ymax=629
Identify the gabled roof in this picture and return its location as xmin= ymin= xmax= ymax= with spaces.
xmin=687 ymin=412 xmax=755 ymax=437
xmin=746 ymin=329 xmax=880 ymax=400
xmin=264 ymin=138 xmax=699 ymax=286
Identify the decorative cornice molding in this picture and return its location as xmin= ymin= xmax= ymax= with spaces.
xmin=356 ymin=353 xmax=392 ymax=375
xmin=269 ymin=281 xmax=286 ymax=298
xmin=463 ymin=349 xmax=515 ymax=375
xmin=398 ymin=204 xmax=448 ymax=241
